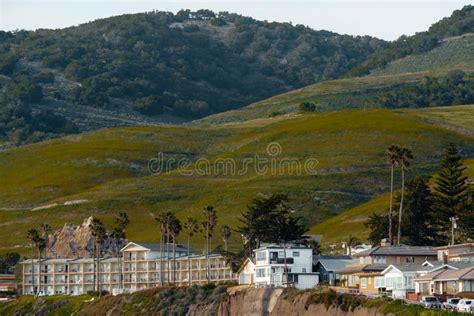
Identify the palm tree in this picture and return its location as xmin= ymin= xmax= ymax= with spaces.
xmin=169 ymin=216 xmax=182 ymax=285
xmin=397 ymin=147 xmax=413 ymax=246
xmin=183 ymin=217 xmax=199 ymax=286
xmin=111 ymin=212 xmax=129 ymax=290
xmin=155 ymin=213 xmax=167 ymax=286
xmin=346 ymin=234 xmax=360 ymax=256
xmin=202 ymin=206 xmax=217 ymax=283
xmin=39 ymin=224 xmax=52 ymax=258
xmin=164 ymin=211 xmax=174 ymax=285
xmin=221 ymin=225 xmax=232 ymax=251
xmin=386 ymin=145 xmax=401 ymax=244
xmin=27 ymin=229 xmax=42 ymax=296
xmin=90 ymin=218 xmax=107 ymax=296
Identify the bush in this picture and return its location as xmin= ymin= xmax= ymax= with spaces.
xmin=299 ymin=102 xmax=316 ymax=112
xmin=133 ymin=96 xmax=164 ymax=115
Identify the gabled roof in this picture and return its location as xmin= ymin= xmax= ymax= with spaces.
xmin=435 ymin=267 xmax=474 ymax=281
xmin=121 ymin=242 xmax=195 ymax=253
xmin=254 ymin=243 xmax=311 ymax=251
xmin=353 ymin=245 xmax=436 ymax=258
xmin=313 ymin=257 xmax=358 ymax=272
xmin=382 ymin=263 xmax=439 ymax=275
xmin=237 ymin=257 xmax=256 ymax=274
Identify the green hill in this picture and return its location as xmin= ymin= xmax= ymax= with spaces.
xmin=0 ymin=10 xmax=382 ymax=143
xmin=0 ymin=106 xmax=473 ymax=254
xmin=369 ymin=33 xmax=474 ymax=76
xmin=198 ymin=69 xmax=474 ymax=125
xmin=310 ymin=157 xmax=474 ymax=244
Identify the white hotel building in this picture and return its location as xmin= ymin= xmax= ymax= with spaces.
xmin=21 ymin=242 xmax=237 ymax=296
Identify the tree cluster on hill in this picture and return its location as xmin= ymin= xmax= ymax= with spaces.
xmin=378 ymin=70 xmax=474 ymax=108
xmin=0 ymin=75 xmax=78 ymax=144
xmin=0 ymin=9 xmax=382 ymax=126
xmin=366 ymin=143 xmax=473 ymax=246
xmin=348 ymin=5 xmax=474 ymax=76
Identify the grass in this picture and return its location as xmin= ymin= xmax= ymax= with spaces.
xmin=0 ymin=107 xmax=473 ymax=254
xmin=310 ymin=157 xmax=474 ymax=244
xmin=370 ymin=34 xmax=474 ymax=76
xmin=0 ymin=294 xmax=93 ymax=315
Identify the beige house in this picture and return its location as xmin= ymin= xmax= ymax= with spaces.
xmin=435 ymin=243 xmax=474 ymax=263
xmin=415 ymin=265 xmax=474 ymax=296
xmin=336 ymin=244 xmax=437 ymax=295
xmin=22 ymin=241 xmax=237 ymax=296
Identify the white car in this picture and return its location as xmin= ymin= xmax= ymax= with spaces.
xmin=442 ymin=298 xmax=460 ymax=310
xmin=456 ymin=299 xmax=473 ymax=313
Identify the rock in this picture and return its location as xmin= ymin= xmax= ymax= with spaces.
xmin=46 ymin=217 xmax=95 ymax=258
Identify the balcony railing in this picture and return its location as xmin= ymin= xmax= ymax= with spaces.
xmin=269 ymin=258 xmax=294 ymax=264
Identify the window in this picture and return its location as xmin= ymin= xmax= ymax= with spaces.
xmin=256 ymin=252 xmax=267 ymax=261
xmin=374 ymin=256 xmax=386 ymax=264
xmin=256 ymin=268 xmax=266 ymax=278
xmin=405 ymin=256 xmax=415 ymax=263
xmin=279 ymin=251 xmax=284 ymax=257
xmin=302 ymin=268 xmax=306 ymax=273
xmin=292 ymin=251 xmax=300 ymax=257
xmin=361 ymin=277 xmax=366 ymax=289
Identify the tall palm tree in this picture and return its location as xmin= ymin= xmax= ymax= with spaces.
xmin=183 ymin=217 xmax=199 ymax=286
xmin=169 ymin=215 xmax=182 ymax=285
xmin=397 ymin=147 xmax=413 ymax=246
xmin=155 ymin=213 xmax=167 ymax=286
xmin=111 ymin=212 xmax=129 ymax=290
xmin=27 ymin=229 xmax=42 ymax=296
xmin=164 ymin=211 xmax=174 ymax=285
xmin=386 ymin=145 xmax=401 ymax=244
xmin=90 ymin=218 xmax=107 ymax=297
xmin=202 ymin=206 xmax=217 ymax=283
xmin=221 ymin=225 xmax=232 ymax=251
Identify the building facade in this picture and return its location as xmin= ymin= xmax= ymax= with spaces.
xmin=251 ymin=244 xmax=319 ymax=289
xmin=435 ymin=243 xmax=474 ymax=263
xmin=22 ymin=242 xmax=237 ymax=296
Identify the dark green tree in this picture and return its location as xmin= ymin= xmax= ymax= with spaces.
xmin=237 ymin=194 xmax=288 ymax=258
xmin=365 ymin=213 xmax=391 ymax=246
xmin=432 ymin=143 xmax=469 ymax=243
xmin=401 ymin=176 xmax=436 ymax=246
xmin=90 ymin=218 xmax=107 ymax=296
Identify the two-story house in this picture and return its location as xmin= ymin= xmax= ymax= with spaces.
xmin=252 ymin=243 xmax=319 ymax=289
xmin=434 ymin=243 xmax=474 ymax=263
xmin=336 ymin=244 xmax=437 ymax=295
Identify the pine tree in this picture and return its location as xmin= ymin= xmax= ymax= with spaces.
xmin=433 ymin=143 xmax=469 ymax=243
xmin=401 ymin=175 xmax=435 ymax=246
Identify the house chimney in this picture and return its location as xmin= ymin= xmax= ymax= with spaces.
xmin=443 ymin=253 xmax=448 ymax=264
xmin=380 ymin=238 xmax=391 ymax=247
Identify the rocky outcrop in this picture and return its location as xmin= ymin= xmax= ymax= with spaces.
xmin=46 ymin=217 xmax=95 ymax=258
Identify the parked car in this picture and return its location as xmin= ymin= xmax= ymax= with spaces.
xmin=456 ymin=299 xmax=473 ymax=313
xmin=420 ymin=296 xmax=442 ymax=309
xmin=443 ymin=298 xmax=460 ymax=310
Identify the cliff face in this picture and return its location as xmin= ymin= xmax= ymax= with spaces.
xmin=215 ymin=288 xmax=386 ymax=316
xmin=21 ymin=286 xmax=401 ymax=316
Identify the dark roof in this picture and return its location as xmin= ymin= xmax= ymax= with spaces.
xmin=133 ymin=242 xmax=194 ymax=253
xmin=336 ymin=264 xmax=387 ymax=274
xmin=353 ymin=245 xmax=436 ymax=257
xmin=313 ymin=257 xmax=358 ymax=272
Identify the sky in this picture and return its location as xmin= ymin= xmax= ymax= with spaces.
xmin=0 ymin=0 xmax=472 ymax=40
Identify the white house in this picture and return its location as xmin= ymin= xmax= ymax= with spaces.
xmin=252 ymin=244 xmax=318 ymax=289
xmin=380 ymin=262 xmax=444 ymax=299
xmin=238 ymin=258 xmax=256 ymax=285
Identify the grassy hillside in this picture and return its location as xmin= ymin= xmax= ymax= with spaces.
xmin=370 ymin=34 xmax=474 ymax=76
xmin=198 ymin=68 xmax=474 ymax=125
xmin=0 ymin=106 xmax=473 ymax=254
xmin=310 ymin=157 xmax=474 ymax=244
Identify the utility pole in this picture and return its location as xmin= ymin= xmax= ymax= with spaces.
xmin=450 ymin=217 xmax=458 ymax=245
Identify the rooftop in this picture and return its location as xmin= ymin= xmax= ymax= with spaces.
xmin=254 ymin=243 xmax=311 ymax=251
xmin=353 ymin=245 xmax=436 ymax=258
xmin=313 ymin=257 xmax=358 ymax=272
xmin=122 ymin=242 xmax=195 ymax=253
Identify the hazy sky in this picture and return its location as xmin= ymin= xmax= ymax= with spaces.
xmin=1 ymin=0 xmax=471 ymax=40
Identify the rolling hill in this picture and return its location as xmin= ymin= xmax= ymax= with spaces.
xmin=0 ymin=105 xmax=473 ymax=254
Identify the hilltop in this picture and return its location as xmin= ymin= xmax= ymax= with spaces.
xmin=0 ymin=10 xmax=382 ymax=143
xmin=0 ymin=106 xmax=473 ymax=254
